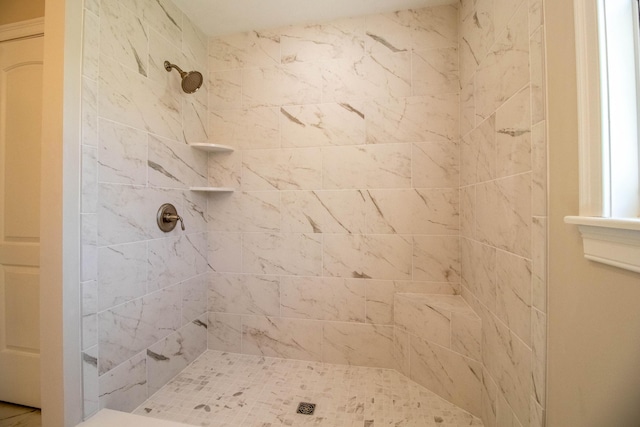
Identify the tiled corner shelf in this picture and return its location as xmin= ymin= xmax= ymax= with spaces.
xmin=189 ymin=187 xmax=235 ymax=193
xmin=188 ymin=143 xmax=234 ymax=153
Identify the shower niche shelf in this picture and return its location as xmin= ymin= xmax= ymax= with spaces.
xmin=188 ymin=143 xmax=234 ymax=153
xmin=189 ymin=186 xmax=235 ymax=193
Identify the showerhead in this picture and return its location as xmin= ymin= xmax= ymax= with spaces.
xmin=164 ymin=61 xmax=203 ymax=94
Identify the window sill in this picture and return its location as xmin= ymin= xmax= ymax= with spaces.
xmin=565 ymin=216 xmax=640 ymax=273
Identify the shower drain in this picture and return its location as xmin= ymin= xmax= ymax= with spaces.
xmin=296 ymin=402 xmax=316 ymax=415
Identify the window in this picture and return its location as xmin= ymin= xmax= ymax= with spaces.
xmin=566 ymin=0 xmax=640 ymax=273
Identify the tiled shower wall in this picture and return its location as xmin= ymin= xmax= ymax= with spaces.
xmin=205 ymin=6 xmax=461 ymax=368
xmin=79 ymin=0 xmax=211 ymax=418
xmin=458 ymin=0 xmax=547 ymax=426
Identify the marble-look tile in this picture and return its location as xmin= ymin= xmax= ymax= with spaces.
xmin=461 ymin=238 xmax=496 ymax=312
xmin=97 ymin=242 xmax=147 ymax=311
xmin=82 ymin=346 xmax=99 ymax=418
xmin=137 ymin=0 xmax=182 ymax=45
xmin=146 ymin=317 xmax=207 ymax=395
xmin=460 ymin=186 xmax=476 ymax=239
xmin=183 ymin=190 xmax=208 ymax=234
xmin=492 ymin=0 xmax=525 ymax=40
xmin=412 ymin=141 xmax=459 ymax=188
xmin=395 ymin=295 xmax=452 ymax=348
xmin=324 ymin=234 xmax=412 ymax=280
xmin=99 ymin=55 xmax=182 ymax=142
xmin=412 ymin=47 xmax=458 ymax=96
xmin=475 ymin=4 xmax=529 ymax=120
xmin=280 ymin=103 xmax=365 ymax=147
xmin=531 ymin=121 xmax=547 ymax=217
xmin=530 ymin=27 xmax=546 ymax=126
xmin=496 ymin=391 xmax=519 ymax=427
xmin=365 ymin=10 xmax=412 ymax=55
xmin=183 ymin=91 xmax=209 ymax=144
xmin=82 ymin=145 xmax=97 ymax=214
xmin=413 ymin=236 xmax=460 ymax=282
xmin=98 ymin=119 xmax=147 ymax=185
xmin=181 ymin=274 xmax=207 ymax=324
xmin=532 ymin=308 xmax=546 ymax=408
xmin=482 ymin=310 xmax=531 ymax=425
xmin=461 ymin=115 xmax=495 ymax=186
xmin=496 ymin=250 xmax=532 ymax=345
xmin=206 ymin=191 xmax=280 ymax=232
xmin=148 ymin=135 xmax=208 ymax=189
xmin=147 ymin=27 xmax=182 ymax=86
xmin=182 ymin=16 xmax=208 ymax=69
xmin=243 ymin=63 xmax=322 ymax=107
xmin=459 ymin=0 xmax=493 ymax=85
xmin=365 ymin=188 xmax=459 ymax=235
xmin=242 ymin=148 xmax=322 ymax=191
xmin=207 ymin=312 xmax=242 ymax=352
xmin=208 ymin=30 xmax=280 ymax=71
xmin=209 ymin=70 xmax=242 ymax=111
xmin=393 ymin=327 xmax=410 ymax=377
xmin=280 ymin=276 xmax=365 ymax=322
xmin=81 ymin=77 xmax=98 ymax=147
xmin=410 ymin=336 xmax=482 ymax=417
xmin=147 ymin=234 xmax=207 ymax=291
xmin=209 ymin=273 xmax=280 ymax=316
xmin=83 ymin=311 xmax=98 ymax=351
xmin=281 ymin=190 xmax=367 ymax=234
xmin=321 ymin=53 xmax=412 ymax=102
xmin=82 ymin=10 xmax=99 ymax=79
xmin=495 ymin=85 xmax=531 ymax=178
xmin=451 ymin=310 xmax=482 ymax=361
xmin=322 ymin=322 xmax=394 ymax=368
xmin=531 ymin=217 xmax=547 ymax=312
xmin=242 ymin=315 xmax=323 ymax=361
xmin=84 ymin=0 xmax=99 ymax=15
xmin=322 ymin=144 xmax=411 ymax=189
xmin=366 ymin=95 xmax=458 ymax=144
xmin=529 ymin=0 xmax=544 ymax=35
xmin=530 ymin=396 xmax=545 ymax=427
xmin=209 ymin=108 xmax=280 ymax=149
xmin=208 ymin=231 xmax=242 ymax=273
xmin=100 ymin=0 xmax=148 ymax=76
xmin=281 ymin=17 xmax=365 ymax=63
xmin=242 ymin=232 xmax=322 ymax=276
xmin=207 ymin=150 xmax=241 ymax=188
xmin=98 ymin=286 xmax=181 ymax=374
xmin=482 ymin=368 xmax=498 ymax=427
xmin=460 ymin=78 xmax=475 ymax=136
xmin=82 ymin=281 xmax=98 ymax=351
xmin=99 ymin=351 xmax=147 ymax=412
xmin=82 ymin=214 xmax=97 ymax=282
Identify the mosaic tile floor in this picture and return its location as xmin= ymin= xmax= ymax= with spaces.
xmin=134 ymin=350 xmax=483 ymax=427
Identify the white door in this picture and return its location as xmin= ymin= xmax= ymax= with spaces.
xmin=0 ymin=34 xmax=43 ymax=408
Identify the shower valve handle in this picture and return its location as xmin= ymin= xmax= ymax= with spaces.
xmin=157 ymin=203 xmax=185 ymax=232
xmin=163 ymin=213 xmax=185 ymax=231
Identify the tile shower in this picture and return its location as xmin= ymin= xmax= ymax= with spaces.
xmin=79 ymin=0 xmax=548 ymax=426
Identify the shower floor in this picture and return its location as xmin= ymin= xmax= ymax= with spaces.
xmin=134 ymin=350 xmax=483 ymax=427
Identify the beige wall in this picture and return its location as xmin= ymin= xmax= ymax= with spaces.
xmin=546 ymin=1 xmax=640 ymax=426
xmin=0 ymin=0 xmax=45 ymax=26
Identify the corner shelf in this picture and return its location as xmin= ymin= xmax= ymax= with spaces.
xmin=190 ymin=187 xmax=235 ymax=193
xmin=188 ymin=143 xmax=234 ymax=153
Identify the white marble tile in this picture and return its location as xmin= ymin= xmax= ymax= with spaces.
xmin=208 ymin=30 xmax=280 ymax=71
xmin=209 ymin=70 xmax=242 ymax=111
xmin=461 ymin=115 xmax=495 ymax=186
xmin=493 ymin=0 xmax=525 ymax=41
xmin=100 ymin=0 xmax=148 ymax=76
xmin=81 ymin=77 xmax=98 ymax=147
xmin=529 ymin=0 xmax=544 ymax=34
xmin=83 ymin=311 xmax=98 ymax=351
xmin=531 ymin=121 xmax=547 ymax=217
xmin=82 ymin=10 xmax=99 ymax=79
xmin=530 ymin=396 xmax=545 ymax=427
xmin=181 ymin=274 xmax=207 ymax=324
xmin=461 ymin=78 xmax=475 ymax=136
xmin=207 ymin=312 xmax=241 ymax=352
xmin=99 ymin=351 xmax=147 ymax=412
xmin=207 ymin=231 xmax=242 ymax=273
xmin=147 ymin=28 xmax=182 ymax=86
xmin=322 ymin=322 xmax=394 ymax=368
xmin=460 ymin=185 xmax=476 ymax=239
xmin=146 ymin=317 xmax=207 ymax=395
xmin=206 ymin=191 xmax=280 ymax=232
xmin=242 ymin=148 xmax=322 ymax=190
xmin=148 ymin=135 xmax=207 ymax=188
xmin=496 ymin=391 xmax=519 ymax=427
xmin=413 ymin=236 xmax=460 ymax=282
xmin=410 ymin=5 xmax=459 ymax=51
xmin=82 ymin=281 xmax=98 ymax=351
xmin=281 ymin=190 xmax=367 ymax=234
xmin=137 ymin=0 xmax=182 ymax=45
xmin=366 ymin=95 xmax=458 ymax=144
xmin=532 ymin=308 xmax=546 ymax=408
xmin=207 ymin=150 xmax=241 ymax=188
xmin=412 ymin=141 xmax=460 ymax=188
xmin=461 ymin=238 xmax=496 ymax=312
xmin=412 ymin=47 xmax=459 ymax=96
xmin=183 ymin=190 xmax=208 ymax=234
xmin=280 ymin=102 xmax=365 ymax=147
xmin=148 ymin=234 xmax=207 ymax=291
xmin=365 ymin=188 xmax=459 ymax=235
xmin=481 ymin=368 xmax=498 ymax=427
xmin=209 ymin=107 xmax=280 ymax=149
xmin=242 ymin=315 xmax=323 ymax=361
xmin=459 ymin=0 xmax=493 ymax=85
xmin=82 ymin=346 xmax=99 ymax=418
xmin=395 ymin=295 xmax=452 ymax=348
xmin=393 ymin=327 xmax=410 ymax=377
xmin=182 ymin=16 xmax=208 ymax=70
xmin=280 ymin=17 xmax=365 ymax=63
xmin=496 ymin=250 xmax=532 ymax=346
xmin=364 ymin=10 xmax=412 ymax=55
xmin=184 ymin=97 xmax=209 ymax=145
xmin=243 ymin=232 xmax=322 ymax=276
xmin=97 ymin=242 xmax=147 ymax=312
xmin=280 ymin=276 xmax=365 ymax=322
xmin=98 ymin=286 xmax=181 ymax=374
xmin=209 ymin=273 xmax=280 ymax=316
xmin=322 ymin=144 xmax=411 ymax=189
xmin=82 ymin=214 xmax=98 ymax=282
xmin=324 ymin=234 xmax=412 ymax=280
xmin=531 ymin=216 xmax=547 ymax=312
xmin=98 ymin=119 xmax=147 ymax=185
xmin=410 ymin=335 xmax=482 ymax=417
xmin=243 ymin=63 xmax=322 ymax=107
xmin=82 ymin=145 xmax=98 ymax=214
xmin=495 ymin=85 xmax=532 ymax=178
xmin=451 ymin=310 xmax=483 ymax=361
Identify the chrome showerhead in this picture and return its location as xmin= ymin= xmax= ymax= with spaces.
xmin=164 ymin=61 xmax=203 ymax=94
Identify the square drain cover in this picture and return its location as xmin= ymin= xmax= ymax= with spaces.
xmin=297 ymin=402 xmax=316 ymax=415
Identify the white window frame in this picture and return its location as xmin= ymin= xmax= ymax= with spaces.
xmin=566 ymin=0 xmax=640 ymax=274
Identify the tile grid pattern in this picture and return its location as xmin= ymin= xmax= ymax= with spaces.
xmin=458 ymin=0 xmax=547 ymax=426
xmin=134 ymin=350 xmax=483 ymax=427
xmin=79 ymin=0 xmax=213 ymax=418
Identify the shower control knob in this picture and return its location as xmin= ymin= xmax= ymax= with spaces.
xmin=157 ymin=203 xmax=185 ymax=232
